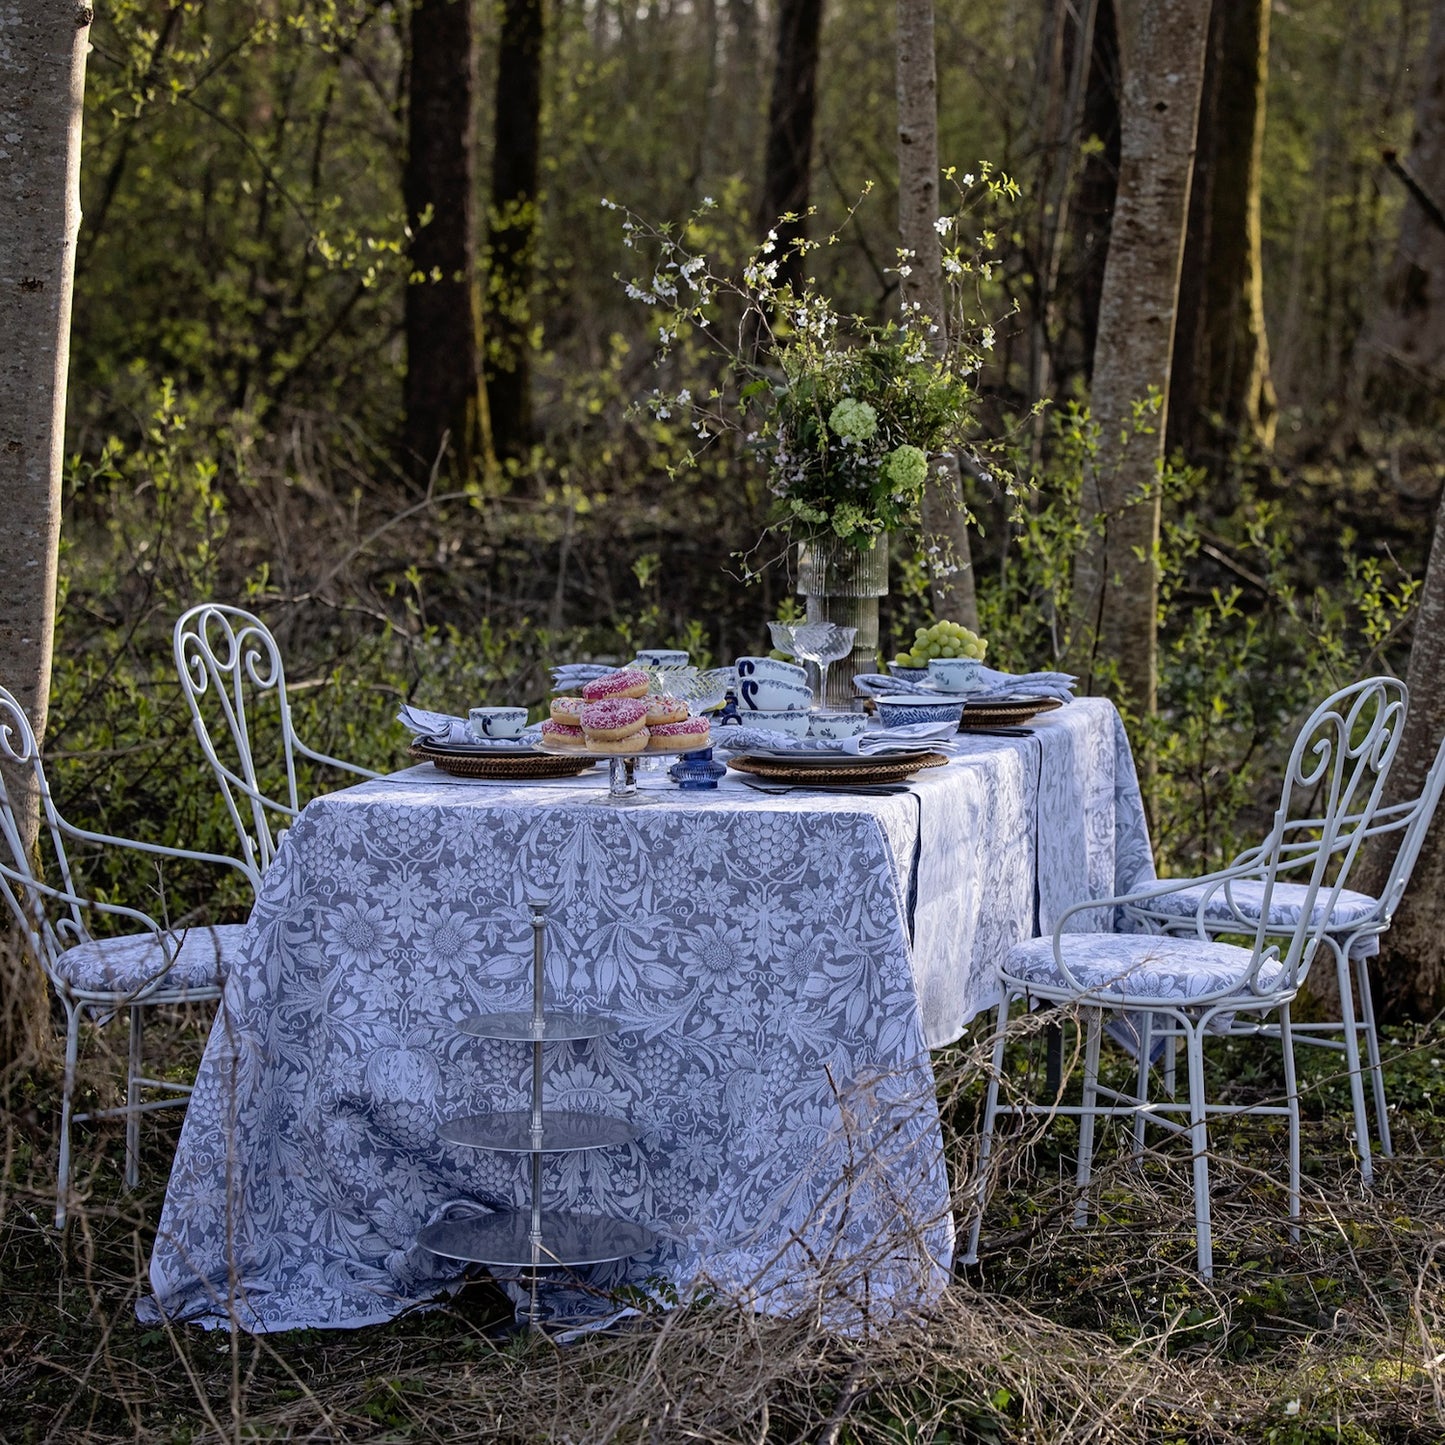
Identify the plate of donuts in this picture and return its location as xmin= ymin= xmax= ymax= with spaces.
xmin=543 ymin=667 xmax=719 ymax=756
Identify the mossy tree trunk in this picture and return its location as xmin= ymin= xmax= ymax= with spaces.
xmin=1355 ymin=1 xmax=1445 ymax=417
xmin=896 ymin=0 xmax=978 ymax=629
xmin=1067 ymin=0 xmax=1210 ymax=728
xmin=403 ymin=0 xmax=490 ymax=485
xmin=758 ymin=0 xmax=823 ymax=296
xmin=1167 ymin=0 xmax=1277 ymax=464
xmin=0 ymin=0 xmax=90 ymax=1075
xmin=1352 ymin=481 xmax=1445 ymax=1021
xmin=486 ymin=0 xmax=545 ymax=464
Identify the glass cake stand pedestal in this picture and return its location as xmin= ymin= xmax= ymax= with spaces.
xmin=416 ymin=899 xmax=656 ymax=1329
xmin=537 ymin=731 xmax=720 ymax=804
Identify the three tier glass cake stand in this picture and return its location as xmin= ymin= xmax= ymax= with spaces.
xmin=416 ymin=899 xmax=656 ymax=1328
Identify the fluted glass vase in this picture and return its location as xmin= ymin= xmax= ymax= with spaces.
xmin=795 ymin=535 xmax=888 ymax=709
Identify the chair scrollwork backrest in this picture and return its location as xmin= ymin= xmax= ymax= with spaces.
xmin=1251 ymin=677 xmax=1408 ymax=990
xmin=0 ymin=686 xmax=181 ymax=995
xmin=173 ymin=603 xmax=379 ymax=878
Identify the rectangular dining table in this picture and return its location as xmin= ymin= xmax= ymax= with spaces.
xmin=143 ymin=696 xmax=1152 ymax=1332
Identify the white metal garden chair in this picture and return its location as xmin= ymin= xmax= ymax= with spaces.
xmin=962 ymin=676 xmax=1408 ymax=1278
xmin=1124 ymin=728 xmax=1445 ymax=1184
xmin=173 ymin=603 xmax=380 ymax=881
xmin=0 ymin=685 xmax=253 ymax=1228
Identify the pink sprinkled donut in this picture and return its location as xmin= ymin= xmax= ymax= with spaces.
xmin=646 ymin=716 xmax=711 ymax=752
xmin=581 ymin=668 xmax=649 ymax=702
xmin=540 ymin=719 xmax=586 ymax=749
xmin=644 ymin=694 xmax=688 ymax=725
xmin=580 ymin=696 xmax=649 ymax=741
xmin=549 ymin=696 xmax=585 ymax=725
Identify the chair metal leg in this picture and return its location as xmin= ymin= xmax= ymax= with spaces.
xmin=125 ymin=1004 xmax=144 ymax=1191
xmin=1074 ymin=1007 xmax=1102 ymax=1227
xmin=1280 ymin=1003 xmax=1301 ymax=1241
xmin=1355 ymin=954 xmax=1393 ymax=1159
xmin=1184 ymin=1021 xmax=1213 ymax=1279
xmin=56 ymin=1000 xmax=82 ymax=1230
xmin=962 ymin=987 xmax=1012 ymax=1266
xmin=1132 ymin=1011 xmax=1154 ymax=1165
xmin=1162 ymin=1033 xmax=1178 ymax=1099
xmin=1329 ymin=937 xmax=1373 ymax=1186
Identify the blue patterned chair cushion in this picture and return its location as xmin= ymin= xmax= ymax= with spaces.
xmin=55 ymin=924 xmax=245 ymax=995
xmin=1005 ymin=933 xmax=1287 ymax=1002
xmin=1127 ymin=880 xmax=1381 ymax=960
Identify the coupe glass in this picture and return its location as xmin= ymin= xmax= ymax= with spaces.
xmin=768 ymin=621 xmax=857 ymax=709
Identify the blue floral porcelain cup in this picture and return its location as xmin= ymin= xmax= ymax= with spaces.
xmin=468 ymin=706 xmax=528 ymax=740
xmin=633 ymin=649 xmax=690 ymax=668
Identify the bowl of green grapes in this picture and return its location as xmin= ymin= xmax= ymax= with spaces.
xmin=891 ymin=620 xmax=988 ymax=686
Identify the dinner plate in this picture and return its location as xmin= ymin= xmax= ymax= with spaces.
xmin=716 ymin=740 xmax=939 ymax=763
xmin=409 ymin=742 xmax=597 ymax=780
xmin=959 ymin=696 xmax=1063 ymax=729
xmin=727 ymin=751 xmax=949 ymax=786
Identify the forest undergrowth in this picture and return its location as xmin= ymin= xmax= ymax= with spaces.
xmin=3 ymin=1006 xmax=1445 ymax=1443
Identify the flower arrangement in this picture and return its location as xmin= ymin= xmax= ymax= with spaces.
xmin=609 ymin=173 xmax=1016 ymax=567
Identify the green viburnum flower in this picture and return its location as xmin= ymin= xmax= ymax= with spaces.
xmin=830 ymin=501 xmax=874 ymax=539
xmin=789 ymin=498 xmax=828 ymax=524
xmin=884 ymin=444 xmax=928 ymax=495
xmin=828 ymin=397 xmax=878 ymax=443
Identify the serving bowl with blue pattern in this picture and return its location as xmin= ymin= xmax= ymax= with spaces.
xmin=873 ymin=694 xmax=966 ymax=729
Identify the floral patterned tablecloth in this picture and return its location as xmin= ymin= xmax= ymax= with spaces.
xmin=144 ymin=698 xmax=1150 ymax=1332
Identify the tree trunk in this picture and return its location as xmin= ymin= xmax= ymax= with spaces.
xmin=1355 ymin=0 xmax=1445 ymax=417
xmin=0 ymin=0 xmax=90 ymax=1074
xmin=896 ymin=0 xmax=978 ymax=629
xmin=1065 ymin=0 xmax=1120 ymax=387
xmin=486 ymin=0 xmax=545 ymax=464
xmin=403 ymin=0 xmax=489 ymax=485
xmin=1352 ymin=481 xmax=1445 ymax=1021
xmin=1167 ymin=0 xmax=1277 ymax=464
xmin=758 ymin=0 xmax=824 ymax=295
xmin=1066 ymin=0 xmax=1210 ymax=725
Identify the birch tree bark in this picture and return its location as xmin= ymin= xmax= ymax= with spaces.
xmin=0 ymin=0 xmax=90 ymax=1070
xmin=896 ymin=0 xmax=978 ymax=629
xmin=1066 ymin=0 xmax=1210 ymax=721
xmin=1352 ymin=481 xmax=1445 ymax=1020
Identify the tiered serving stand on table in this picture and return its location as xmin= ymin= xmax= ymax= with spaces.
xmin=416 ymin=900 xmax=656 ymax=1329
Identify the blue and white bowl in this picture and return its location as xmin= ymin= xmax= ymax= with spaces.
xmin=927 ymin=657 xmax=984 ymax=694
xmin=887 ymin=662 xmax=931 ymax=686
xmin=873 ymin=694 xmax=965 ymax=729
xmin=633 ymin=648 xmax=690 ymax=668
xmin=809 ymin=711 xmax=868 ymax=740
xmin=746 ymin=709 xmax=812 ymax=737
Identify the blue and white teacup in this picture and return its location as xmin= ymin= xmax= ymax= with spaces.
xmin=809 ymin=711 xmax=867 ymax=740
xmin=735 ymin=656 xmax=807 ymax=682
xmin=746 ymin=709 xmax=811 ymax=737
xmin=927 ymin=657 xmax=984 ymax=694
xmin=468 ymin=705 xmax=528 ymax=740
xmin=633 ymin=649 xmax=690 ymax=668
xmin=737 ymin=676 xmax=813 ymax=712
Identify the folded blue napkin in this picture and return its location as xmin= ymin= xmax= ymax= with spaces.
xmin=852 ymin=666 xmax=1077 ymax=704
xmin=715 ymin=720 xmax=959 ymax=756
